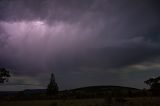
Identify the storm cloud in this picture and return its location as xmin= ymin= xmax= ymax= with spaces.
xmin=0 ymin=0 xmax=160 ymax=90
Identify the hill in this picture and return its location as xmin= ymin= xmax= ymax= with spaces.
xmin=70 ymin=85 xmax=140 ymax=92
xmin=0 ymin=85 xmax=142 ymax=100
xmin=58 ymin=85 xmax=141 ymax=99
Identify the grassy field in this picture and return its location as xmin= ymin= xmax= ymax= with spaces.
xmin=0 ymin=97 xmax=160 ymax=106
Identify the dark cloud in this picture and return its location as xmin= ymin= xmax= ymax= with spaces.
xmin=0 ymin=0 xmax=95 ymax=23
xmin=0 ymin=0 xmax=160 ymax=90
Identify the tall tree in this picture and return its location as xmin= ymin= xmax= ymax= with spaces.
xmin=47 ymin=73 xmax=58 ymax=96
xmin=0 ymin=68 xmax=10 ymax=83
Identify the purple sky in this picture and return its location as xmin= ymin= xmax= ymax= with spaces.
xmin=0 ymin=0 xmax=160 ymax=91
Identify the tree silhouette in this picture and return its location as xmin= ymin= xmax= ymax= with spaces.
xmin=47 ymin=73 xmax=58 ymax=96
xmin=144 ymin=78 xmax=155 ymax=86
xmin=0 ymin=68 xmax=10 ymax=83
xmin=144 ymin=76 xmax=160 ymax=95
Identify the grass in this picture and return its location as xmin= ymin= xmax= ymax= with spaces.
xmin=0 ymin=99 xmax=104 ymax=106
xmin=0 ymin=97 xmax=160 ymax=106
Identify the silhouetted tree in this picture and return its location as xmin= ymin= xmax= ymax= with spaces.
xmin=47 ymin=73 xmax=58 ymax=96
xmin=144 ymin=78 xmax=155 ymax=86
xmin=144 ymin=76 xmax=160 ymax=96
xmin=0 ymin=68 xmax=10 ymax=83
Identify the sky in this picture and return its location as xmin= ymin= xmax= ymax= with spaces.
xmin=0 ymin=0 xmax=160 ymax=91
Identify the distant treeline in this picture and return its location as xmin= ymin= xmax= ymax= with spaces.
xmin=0 ymin=86 xmax=153 ymax=100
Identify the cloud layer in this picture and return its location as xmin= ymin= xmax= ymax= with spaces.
xmin=0 ymin=0 xmax=160 ymax=90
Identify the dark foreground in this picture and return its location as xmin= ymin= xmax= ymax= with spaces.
xmin=1 ymin=97 xmax=160 ymax=106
